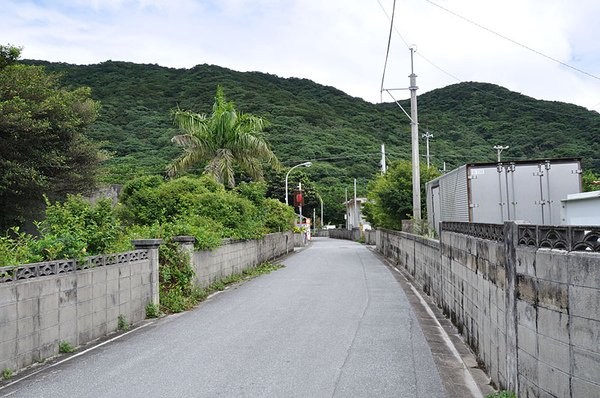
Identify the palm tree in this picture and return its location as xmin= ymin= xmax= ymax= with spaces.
xmin=168 ymin=86 xmax=280 ymax=187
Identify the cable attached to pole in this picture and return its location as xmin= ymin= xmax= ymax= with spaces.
xmin=380 ymin=0 xmax=397 ymax=102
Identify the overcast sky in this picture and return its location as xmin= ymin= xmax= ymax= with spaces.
xmin=2 ymin=0 xmax=600 ymax=111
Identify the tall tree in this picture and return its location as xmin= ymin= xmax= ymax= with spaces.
xmin=168 ymin=86 xmax=279 ymax=187
xmin=363 ymin=161 xmax=441 ymax=230
xmin=0 ymin=45 xmax=102 ymax=229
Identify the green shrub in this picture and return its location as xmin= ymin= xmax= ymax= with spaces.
xmin=0 ymin=195 xmax=127 ymax=265
xmin=193 ymin=191 xmax=263 ymax=239
xmin=2 ymin=367 xmax=13 ymax=380
xmin=0 ymin=227 xmax=42 ymax=267
xmin=262 ymin=198 xmax=295 ymax=233
xmin=117 ymin=314 xmax=129 ymax=331
xmin=145 ymin=303 xmax=161 ymax=318
xmin=59 ymin=341 xmax=75 ymax=353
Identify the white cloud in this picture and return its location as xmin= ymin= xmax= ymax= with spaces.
xmin=1 ymin=0 xmax=599 ymax=110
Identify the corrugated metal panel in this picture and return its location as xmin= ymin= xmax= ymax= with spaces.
xmin=469 ymin=164 xmax=505 ymax=224
xmin=439 ymin=165 xmax=469 ymax=222
xmin=426 ymin=159 xmax=582 ymax=226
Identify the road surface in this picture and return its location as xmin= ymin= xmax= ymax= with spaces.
xmin=2 ymin=237 xmax=448 ymax=397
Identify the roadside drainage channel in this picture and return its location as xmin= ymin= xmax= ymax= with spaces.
xmin=370 ymin=247 xmax=495 ymax=398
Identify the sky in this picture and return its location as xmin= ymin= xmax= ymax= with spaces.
xmin=2 ymin=0 xmax=600 ymax=111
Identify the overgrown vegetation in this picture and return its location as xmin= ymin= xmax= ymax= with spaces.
xmin=2 ymin=367 xmax=13 ymax=380
xmin=145 ymin=303 xmax=161 ymax=318
xmin=0 ymin=174 xmax=295 ymax=313
xmin=117 ymin=314 xmax=130 ymax=331
xmin=58 ymin=341 xmax=75 ymax=353
xmin=485 ymin=391 xmax=516 ymax=398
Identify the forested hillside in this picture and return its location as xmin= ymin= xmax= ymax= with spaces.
xmin=26 ymin=60 xmax=600 ymax=224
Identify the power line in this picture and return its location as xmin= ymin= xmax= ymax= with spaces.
xmin=374 ymin=0 xmax=600 ymax=120
xmin=379 ymin=0 xmax=397 ymax=102
xmin=422 ymin=0 xmax=600 ymax=82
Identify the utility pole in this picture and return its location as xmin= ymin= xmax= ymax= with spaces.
xmin=443 ymin=161 xmax=446 ymax=174
xmin=345 ymin=188 xmax=348 ymax=230
xmin=313 ymin=208 xmax=316 ymax=234
xmin=494 ymin=145 xmax=509 ymax=162
xmin=381 ymin=143 xmax=387 ymax=175
xmin=354 ymin=178 xmax=358 ymax=228
xmin=422 ymin=132 xmax=433 ymax=169
xmin=298 ymin=182 xmax=303 ymax=223
xmin=409 ymin=46 xmax=421 ymax=221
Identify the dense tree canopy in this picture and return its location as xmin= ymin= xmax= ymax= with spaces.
xmin=364 ymin=161 xmax=441 ymax=230
xmin=0 ymin=47 xmax=102 ymax=229
xmin=24 ymin=59 xmax=600 ymax=225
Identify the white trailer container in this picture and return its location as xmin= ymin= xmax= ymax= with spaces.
xmin=560 ymin=191 xmax=600 ymax=226
xmin=426 ymin=158 xmax=582 ymax=233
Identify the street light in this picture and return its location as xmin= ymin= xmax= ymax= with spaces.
xmin=285 ymin=162 xmax=312 ymax=206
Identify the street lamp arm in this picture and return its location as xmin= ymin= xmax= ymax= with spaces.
xmin=285 ymin=161 xmax=312 ymax=206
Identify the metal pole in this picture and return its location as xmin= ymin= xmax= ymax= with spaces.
xmin=422 ymin=132 xmax=433 ymax=168
xmin=381 ymin=143 xmax=387 ymax=175
xmin=285 ymin=162 xmax=312 ymax=206
xmin=298 ymin=182 xmax=303 ymax=223
xmin=409 ymin=46 xmax=421 ymax=221
xmin=345 ymin=188 xmax=348 ymax=230
xmin=318 ymin=194 xmax=323 ymax=228
xmin=493 ymin=145 xmax=509 ymax=162
xmin=354 ymin=178 xmax=358 ymax=228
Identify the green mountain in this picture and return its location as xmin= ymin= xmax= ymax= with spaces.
xmin=25 ymin=60 xmax=600 ymax=223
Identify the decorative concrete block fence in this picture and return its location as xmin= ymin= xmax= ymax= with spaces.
xmin=0 ymin=239 xmax=162 ymax=374
xmin=376 ymin=223 xmax=600 ymax=398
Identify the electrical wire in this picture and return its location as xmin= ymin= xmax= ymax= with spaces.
xmin=379 ymin=0 xmax=397 ymax=102
xmin=423 ymin=0 xmax=600 ymax=82
xmin=374 ymin=0 xmax=600 ymax=121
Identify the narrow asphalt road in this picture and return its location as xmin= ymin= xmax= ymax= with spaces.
xmin=2 ymin=238 xmax=447 ymax=397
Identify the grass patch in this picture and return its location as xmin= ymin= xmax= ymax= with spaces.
xmin=145 ymin=303 xmax=161 ymax=318
xmin=59 ymin=341 xmax=75 ymax=354
xmin=117 ymin=314 xmax=130 ymax=331
xmin=242 ymin=261 xmax=284 ymax=278
xmin=160 ymin=261 xmax=284 ymax=314
xmin=2 ymin=368 xmax=13 ymax=380
xmin=486 ymin=392 xmax=516 ymax=398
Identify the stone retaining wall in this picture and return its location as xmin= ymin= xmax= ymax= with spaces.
xmin=376 ymin=224 xmax=600 ymax=397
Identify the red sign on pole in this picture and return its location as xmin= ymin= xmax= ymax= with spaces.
xmin=293 ymin=190 xmax=304 ymax=207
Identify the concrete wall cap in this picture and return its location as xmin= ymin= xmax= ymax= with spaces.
xmin=172 ymin=236 xmax=197 ymax=244
xmin=131 ymin=239 xmax=163 ymax=249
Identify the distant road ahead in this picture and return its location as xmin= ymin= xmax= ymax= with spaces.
xmin=2 ymin=237 xmax=446 ymax=397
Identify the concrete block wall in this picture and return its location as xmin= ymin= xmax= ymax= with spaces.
xmin=377 ymin=228 xmax=507 ymax=390
xmin=328 ymin=228 xmax=361 ymax=241
xmin=440 ymin=230 xmax=508 ymax=390
xmin=0 ymin=250 xmax=155 ymax=374
xmin=515 ymin=248 xmax=600 ymax=398
xmin=376 ymin=225 xmax=600 ymax=397
xmin=191 ymin=231 xmax=294 ymax=287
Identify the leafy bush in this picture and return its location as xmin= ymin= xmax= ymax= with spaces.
xmin=0 ymin=195 xmax=127 ymax=265
xmin=0 ymin=228 xmax=42 ymax=266
xmin=262 ymin=199 xmax=296 ymax=233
